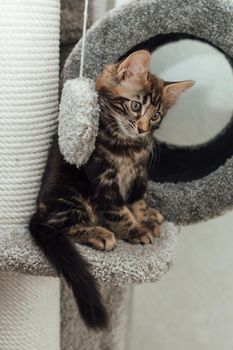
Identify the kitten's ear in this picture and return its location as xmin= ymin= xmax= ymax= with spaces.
xmin=117 ymin=50 xmax=150 ymax=84
xmin=163 ymin=80 xmax=195 ymax=107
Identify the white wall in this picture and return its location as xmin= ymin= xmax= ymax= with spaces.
xmin=151 ymin=40 xmax=233 ymax=146
xmin=115 ymin=0 xmax=131 ymax=7
xmin=129 ymin=210 xmax=233 ymax=350
xmin=93 ymin=0 xmax=108 ymax=22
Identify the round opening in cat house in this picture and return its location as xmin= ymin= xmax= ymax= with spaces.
xmin=121 ymin=34 xmax=233 ymax=184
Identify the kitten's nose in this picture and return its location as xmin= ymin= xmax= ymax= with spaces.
xmin=138 ymin=127 xmax=147 ymax=134
xmin=137 ymin=120 xmax=149 ymax=133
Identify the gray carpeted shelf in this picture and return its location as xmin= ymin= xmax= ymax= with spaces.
xmin=0 ymin=222 xmax=177 ymax=284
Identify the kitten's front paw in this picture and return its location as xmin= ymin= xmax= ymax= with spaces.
xmin=126 ymin=227 xmax=154 ymax=245
xmin=141 ymin=218 xmax=161 ymax=237
xmin=148 ymin=207 xmax=164 ymax=224
xmin=89 ymin=227 xmax=117 ymax=251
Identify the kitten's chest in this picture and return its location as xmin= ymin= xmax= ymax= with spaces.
xmin=114 ymin=154 xmax=145 ymax=201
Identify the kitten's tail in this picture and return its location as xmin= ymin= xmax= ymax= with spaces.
xmin=29 ymin=211 xmax=108 ymax=330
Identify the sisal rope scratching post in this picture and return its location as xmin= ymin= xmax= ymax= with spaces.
xmin=0 ymin=272 xmax=60 ymax=350
xmin=0 ymin=1 xmax=60 ymax=349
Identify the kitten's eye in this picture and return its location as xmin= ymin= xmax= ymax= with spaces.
xmin=131 ymin=101 xmax=142 ymax=112
xmin=151 ymin=111 xmax=162 ymax=121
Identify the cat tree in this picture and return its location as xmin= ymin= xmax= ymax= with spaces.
xmin=0 ymin=0 xmax=232 ymax=349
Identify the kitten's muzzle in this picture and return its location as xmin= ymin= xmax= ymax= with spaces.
xmin=136 ymin=118 xmax=149 ymax=133
xmin=138 ymin=126 xmax=148 ymax=134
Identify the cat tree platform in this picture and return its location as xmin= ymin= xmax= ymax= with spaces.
xmin=0 ymin=222 xmax=177 ymax=284
xmin=0 ymin=221 xmax=177 ymax=350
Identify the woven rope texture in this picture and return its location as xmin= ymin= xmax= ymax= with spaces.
xmin=0 ymin=0 xmax=60 ymax=227
xmin=0 ymin=272 xmax=60 ymax=350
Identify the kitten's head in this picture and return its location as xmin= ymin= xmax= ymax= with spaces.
xmin=96 ymin=50 xmax=194 ymax=139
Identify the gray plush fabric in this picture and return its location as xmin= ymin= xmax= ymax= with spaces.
xmin=148 ymin=161 xmax=233 ymax=224
xmin=0 ymin=222 xmax=177 ymax=283
xmin=60 ymin=0 xmax=93 ymax=45
xmin=64 ymin=0 xmax=233 ymax=80
xmin=61 ymin=0 xmax=233 ymax=224
xmin=61 ymin=282 xmax=132 ymax=350
xmin=58 ymin=78 xmax=100 ymax=167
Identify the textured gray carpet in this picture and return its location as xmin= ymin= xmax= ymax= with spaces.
xmin=61 ymin=282 xmax=132 ymax=350
xmin=0 ymin=222 xmax=177 ymax=283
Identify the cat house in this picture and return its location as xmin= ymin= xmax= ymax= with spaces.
xmin=61 ymin=0 xmax=233 ymax=225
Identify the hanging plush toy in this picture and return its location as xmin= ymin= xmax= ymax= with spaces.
xmin=59 ymin=0 xmax=100 ymax=167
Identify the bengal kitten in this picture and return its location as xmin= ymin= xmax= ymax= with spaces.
xmin=30 ymin=50 xmax=194 ymax=329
